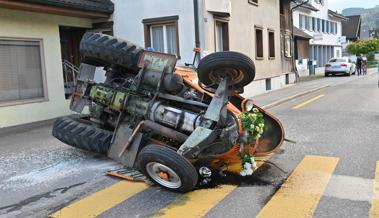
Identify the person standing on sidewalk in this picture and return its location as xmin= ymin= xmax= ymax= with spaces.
xmin=356 ymin=55 xmax=363 ymax=76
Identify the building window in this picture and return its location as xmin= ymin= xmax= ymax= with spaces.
xmin=285 ymin=74 xmax=289 ymax=85
xmin=268 ymin=30 xmax=275 ymax=59
xmin=332 ymin=22 xmax=335 ymax=34
xmin=265 ymin=78 xmax=271 ymax=90
xmin=317 ymin=18 xmax=321 ymax=32
xmin=255 ymin=27 xmax=264 ymax=59
xmin=215 ymin=20 xmax=229 ymax=52
xmin=322 ymin=20 xmax=325 ymax=33
xmin=334 ymin=23 xmax=338 ymax=34
xmin=143 ymin=16 xmax=180 ymax=57
xmin=280 ymin=0 xmax=284 ymax=15
xmin=305 ymin=16 xmax=310 ymax=30
xmin=312 ymin=17 xmax=316 ymax=31
xmin=299 ymin=14 xmax=304 ymax=29
xmin=326 ymin=21 xmax=330 ymax=33
xmin=0 ymin=39 xmax=46 ymax=104
xmin=284 ymin=34 xmax=291 ymax=58
xmin=248 ymin=0 xmax=258 ymax=6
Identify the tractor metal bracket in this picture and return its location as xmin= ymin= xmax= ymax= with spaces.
xmin=108 ymin=125 xmax=143 ymax=168
xmin=177 ymin=77 xmax=229 ymax=158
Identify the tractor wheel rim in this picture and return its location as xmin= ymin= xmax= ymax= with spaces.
xmin=146 ymin=162 xmax=182 ymax=189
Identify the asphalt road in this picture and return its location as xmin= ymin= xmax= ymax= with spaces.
xmin=0 ymin=71 xmax=378 ymax=218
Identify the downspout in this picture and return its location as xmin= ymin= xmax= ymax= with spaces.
xmin=193 ymin=0 xmax=200 ymax=48
xmin=291 ymin=0 xmax=309 ymax=82
xmin=192 ymin=0 xmax=201 ymax=66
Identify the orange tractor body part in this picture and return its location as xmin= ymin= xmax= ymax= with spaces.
xmin=175 ymin=67 xmax=285 ymax=174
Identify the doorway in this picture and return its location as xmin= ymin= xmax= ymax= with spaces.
xmin=59 ymin=26 xmax=87 ymax=98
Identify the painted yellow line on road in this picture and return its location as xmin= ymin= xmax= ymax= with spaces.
xmin=370 ymin=161 xmax=379 ymax=218
xmin=257 ymin=155 xmax=339 ymax=218
xmin=293 ymin=94 xmax=325 ymax=109
xmin=50 ymin=181 xmax=148 ymax=218
xmin=156 ymin=185 xmax=236 ymax=218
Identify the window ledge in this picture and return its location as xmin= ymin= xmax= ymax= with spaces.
xmin=0 ymin=98 xmax=48 ymax=107
xmin=256 ymin=57 xmax=264 ymax=60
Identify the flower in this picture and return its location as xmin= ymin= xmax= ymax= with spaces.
xmin=240 ymin=171 xmax=247 ymax=176
xmin=246 ymin=168 xmax=253 ymax=175
xmin=253 ymin=108 xmax=259 ymax=113
xmin=244 ymin=162 xmax=252 ymax=169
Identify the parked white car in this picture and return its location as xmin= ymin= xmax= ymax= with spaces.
xmin=325 ymin=57 xmax=356 ymax=76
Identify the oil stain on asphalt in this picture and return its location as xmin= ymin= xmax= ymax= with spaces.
xmin=0 ymin=182 xmax=85 ymax=213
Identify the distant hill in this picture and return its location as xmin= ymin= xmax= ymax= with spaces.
xmin=342 ymin=7 xmax=365 ymax=16
xmin=361 ymin=6 xmax=379 ymax=30
xmin=343 ymin=6 xmax=379 ymax=30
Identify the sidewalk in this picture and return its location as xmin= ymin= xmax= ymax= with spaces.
xmin=253 ymin=68 xmax=377 ymax=109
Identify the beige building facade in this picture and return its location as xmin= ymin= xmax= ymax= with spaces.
xmin=0 ymin=1 xmax=113 ymax=128
xmin=200 ymin=0 xmax=294 ymax=97
xmin=114 ymin=0 xmax=295 ymax=98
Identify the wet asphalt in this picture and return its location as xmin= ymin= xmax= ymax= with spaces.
xmin=0 ymin=70 xmax=378 ymax=218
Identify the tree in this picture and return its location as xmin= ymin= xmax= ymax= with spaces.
xmin=346 ymin=38 xmax=379 ymax=55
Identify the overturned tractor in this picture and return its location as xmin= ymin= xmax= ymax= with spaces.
xmin=52 ymin=32 xmax=284 ymax=193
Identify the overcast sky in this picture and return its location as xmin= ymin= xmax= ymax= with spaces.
xmin=328 ymin=0 xmax=378 ymax=12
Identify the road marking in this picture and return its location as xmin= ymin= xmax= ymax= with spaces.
xmin=256 ymin=155 xmax=339 ymax=218
xmin=292 ymin=94 xmax=325 ymax=109
xmin=50 ymin=181 xmax=148 ymax=218
xmin=155 ymin=185 xmax=236 ymax=218
xmin=370 ymin=161 xmax=379 ymax=218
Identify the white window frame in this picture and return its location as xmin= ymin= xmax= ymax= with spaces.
xmin=149 ymin=24 xmax=178 ymax=55
xmin=0 ymin=37 xmax=48 ymax=107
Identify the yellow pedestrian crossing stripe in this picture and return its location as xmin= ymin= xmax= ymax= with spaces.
xmin=156 ymin=185 xmax=236 ymax=218
xmin=256 ymin=155 xmax=339 ymax=218
xmin=50 ymin=181 xmax=148 ymax=218
xmin=49 ymin=156 xmax=379 ymax=218
xmin=370 ymin=161 xmax=379 ymax=218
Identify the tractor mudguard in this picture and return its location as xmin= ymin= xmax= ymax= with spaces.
xmin=175 ymin=67 xmax=285 ymax=156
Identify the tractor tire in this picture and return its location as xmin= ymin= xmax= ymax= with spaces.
xmin=137 ymin=144 xmax=198 ymax=193
xmin=197 ymin=51 xmax=255 ymax=93
xmin=52 ymin=117 xmax=112 ymax=154
xmin=80 ymin=32 xmax=144 ymax=72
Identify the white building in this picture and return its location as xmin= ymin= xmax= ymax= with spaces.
xmin=112 ymin=0 xmax=296 ymax=97
xmin=293 ymin=0 xmax=347 ymax=72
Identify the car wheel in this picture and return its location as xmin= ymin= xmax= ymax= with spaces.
xmin=325 ymin=73 xmax=329 ymax=77
xmin=137 ymin=144 xmax=198 ymax=193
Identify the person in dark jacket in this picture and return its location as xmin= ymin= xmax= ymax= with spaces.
xmin=356 ymin=55 xmax=363 ymax=76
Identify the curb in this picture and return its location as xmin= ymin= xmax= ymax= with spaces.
xmin=261 ymin=85 xmax=330 ymax=110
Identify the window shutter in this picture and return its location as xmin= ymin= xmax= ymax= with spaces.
xmin=0 ymin=40 xmax=44 ymax=103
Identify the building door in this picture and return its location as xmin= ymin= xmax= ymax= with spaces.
xmin=59 ymin=26 xmax=86 ymax=66
xmin=59 ymin=26 xmax=87 ymax=98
